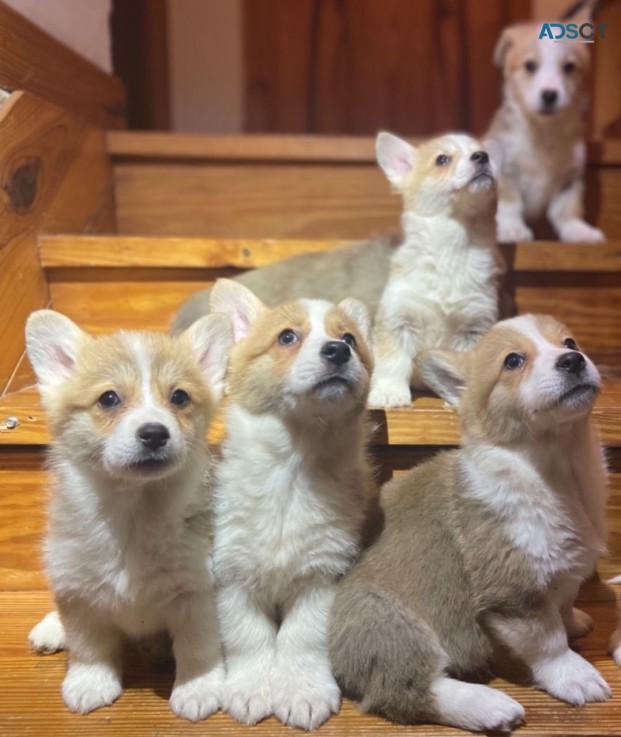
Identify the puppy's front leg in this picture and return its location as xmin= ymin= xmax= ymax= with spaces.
xmin=218 ymin=584 xmax=276 ymax=725
xmin=167 ymin=591 xmax=224 ymax=721
xmin=496 ymin=176 xmax=534 ymax=243
xmin=548 ymin=179 xmax=605 ymax=243
xmin=59 ymin=603 xmax=123 ymax=714
xmin=489 ymin=601 xmax=611 ymax=705
xmin=271 ymin=584 xmax=340 ymax=730
xmin=368 ymin=318 xmax=414 ymax=408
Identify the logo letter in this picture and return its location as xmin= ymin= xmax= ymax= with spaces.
xmin=539 ymin=23 xmax=555 ymax=40
xmin=551 ymin=23 xmax=566 ymax=40
xmin=579 ymin=22 xmax=594 ymax=40
xmin=566 ymin=23 xmax=578 ymax=40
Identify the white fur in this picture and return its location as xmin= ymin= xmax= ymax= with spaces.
xmin=26 ymin=312 xmax=231 ymax=720
xmin=213 ymin=294 xmax=371 ymax=730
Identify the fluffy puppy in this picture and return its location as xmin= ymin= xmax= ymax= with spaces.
xmin=330 ymin=314 xmax=610 ymax=732
xmin=210 ymin=279 xmax=376 ymax=730
xmin=368 ymin=132 xmax=502 ymax=408
xmin=487 ymin=15 xmax=604 ymax=243
xmin=26 ymin=310 xmax=232 ymax=720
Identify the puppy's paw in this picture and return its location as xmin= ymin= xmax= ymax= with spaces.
xmin=223 ymin=663 xmax=271 ymax=725
xmin=566 ymin=607 xmax=593 ymax=639
xmin=62 ymin=663 xmax=123 ymax=714
xmin=559 ymin=219 xmax=605 ymax=243
xmin=535 ymin=650 xmax=611 ymax=705
xmin=170 ymin=664 xmax=224 ymax=721
xmin=497 ymin=219 xmax=534 ymax=243
xmin=609 ymin=626 xmax=621 ymax=666
xmin=271 ymin=668 xmax=340 ymax=730
xmin=368 ymin=383 xmax=412 ymax=409
xmin=29 ymin=610 xmax=66 ymax=654
xmin=433 ymin=679 xmax=524 ymax=733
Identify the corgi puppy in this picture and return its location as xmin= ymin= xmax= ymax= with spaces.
xmin=330 ymin=314 xmax=610 ymax=732
xmin=25 ymin=310 xmax=232 ymax=720
xmin=368 ymin=132 xmax=503 ymax=408
xmin=487 ymin=14 xmax=604 ymax=243
xmin=209 ymin=279 xmax=376 ymax=730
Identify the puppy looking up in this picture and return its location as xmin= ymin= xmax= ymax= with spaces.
xmin=330 ymin=315 xmax=610 ymax=732
xmin=488 ymin=14 xmax=604 ymax=243
xmin=368 ymin=132 xmax=502 ymax=408
xmin=210 ymin=280 xmax=376 ymax=730
xmin=26 ymin=310 xmax=232 ymax=720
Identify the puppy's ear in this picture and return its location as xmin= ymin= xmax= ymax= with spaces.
xmin=25 ymin=310 xmax=86 ymax=388
xmin=561 ymin=0 xmax=596 ymax=23
xmin=184 ymin=313 xmax=233 ymax=403
xmin=376 ymin=132 xmax=417 ymax=187
xmin=493 ymin=27 xmax=514 ymax=68
xmin=337 ymin=298 xmax=371 ymax=344
xmin=417 ymin=350 xmax=468 ymax=406
xmin=209 ymin=279 xmax=266 ymax=343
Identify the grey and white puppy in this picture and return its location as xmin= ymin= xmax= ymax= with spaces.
xmin=329 ymin=314 xmax=610 ymax=732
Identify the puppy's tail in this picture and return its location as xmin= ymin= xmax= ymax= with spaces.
xmin=328 ymin=584 xmax=446 ymax=724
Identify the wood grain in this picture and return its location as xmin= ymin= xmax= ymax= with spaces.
xmin=0 ymin=1 xmax=125 ymax=129
xmin=0 ymin=92 xmax=114 ymax=396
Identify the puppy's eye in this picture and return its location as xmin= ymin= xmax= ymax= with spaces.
xmin=98 ymin=390 xmax=121 ymax=409
xmin=503 ymin=353 xmax=525 ymax=370
xmin=170 ymin=389 xmax=190 ymax=407
xmin=435 ymin=154 xmax=451 ymax=167
xmin=563 ymin=61 xmax=576 ymax=74
xmin=563 ymin=338 xmax=578 ymax=351
xmin=278 ymin=329 xmax=298 ymax=346
xmin=341 ymin=333 xmax=356 ymax=349
xmin=524 ymin=60 xmax=537 ymax=74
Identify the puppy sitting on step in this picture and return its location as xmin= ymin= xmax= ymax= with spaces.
xmin=330 ymin=314 xmax=610 ymax=732
xmin=209 ymin=279 xmax=376 ymax=730
xmin=26 ymin=310 xmax=232 ymax=720
xmin=488 ymin=12 xmax=604 ymax=243
xmin=368 ymin=132 xmax=502 ymax=408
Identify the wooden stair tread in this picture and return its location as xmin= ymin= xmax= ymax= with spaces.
xmin=3 ymin=380 xmax=621 ymax=448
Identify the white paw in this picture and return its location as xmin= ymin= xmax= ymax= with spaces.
xmin=566 ymin=608 xmax=593 ymax=639
xmin=497 ymin=219 xmax=534 ymax=243
xmin=368 ymin=383 xmax=412 ymax=409
xmin=223 ymin=663 xmax=271 ymax=725
xmin=433 ymin=678 xmax=525 ymax=733
xmin=559 ymin=219 xmax=605 ymax=243
xmin=534 ymin=650 xmax=611 ymax=705
xmin=271 ymin=668 xmax=340 ymax=730
xmin=29 ymin=611 xmax=66 ymax=654
xmin=609 ymin=627 xmax=621 ymax=666
xmin=170 ymin=664 xmax=223 ymax=721
xmin=62 ymin=663 xmax=123 ymax=714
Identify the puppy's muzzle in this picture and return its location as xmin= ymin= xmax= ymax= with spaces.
xmin=321 ymin=341 xmax=351 ymax=367
xmin=556 ymin=351 xmax=586 ymax=376
xmin=541 ymin=89 xmax=558 ymax=113
xmin=470 ymin=151 xmax=489 ymax=166
xmin=137 ymin=423 xmax=170 ymax=450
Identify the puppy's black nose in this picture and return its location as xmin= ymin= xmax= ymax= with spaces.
xmin=556 ymin=352 xmax=586 ymax=375
xmin=321 ymin=341 xmax=351 ymax=367
xmin=541 ymin=89 xmax=558 ymax=107
xmin=471 ymin=150 xmax=489 ymax=165
xmin=137 ymin=423 xmax=170 ymax=450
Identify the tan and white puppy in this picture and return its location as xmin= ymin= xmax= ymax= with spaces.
xmin=368 ymin=132 xmax=502 ymax=408
xmin=210 ymin=280 xmax=376 ymax=730
xmin=26 ymin=311 xmax=232 ymax=720
xmin=488 ymin=17 xmax=604 ymax=243
xmin=330 ymin=314 xmax=610 ymax=732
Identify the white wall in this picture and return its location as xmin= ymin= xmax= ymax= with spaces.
xmin=168 ymin=0 xmax=243 ymax=132
xmin=4 ymin=0 xmax=112 ymax=72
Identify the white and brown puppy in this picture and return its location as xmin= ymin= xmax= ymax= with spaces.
xmin=26 ymin=311 xmax=232 ymax=720
xmin=488 ymin=15 xmax=604 ymax=243
xmin=368 ymin=132 xmax=502 ymax=408
xmin=330 ymin=314 xmax=610 ymax=732
xmin=210 ymin=279 xmax=376 ymax=730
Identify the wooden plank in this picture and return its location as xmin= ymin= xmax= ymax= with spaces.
xmin=0 ymin=92 xmax=115 ymax=395
xmin=38 ymin=236 xmax=621 ymax=272
xmin=0 ymin=1 xmax=125 ymax=129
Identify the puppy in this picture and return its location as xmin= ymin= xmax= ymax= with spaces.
xmin=329 ymin=314 xmax=611 ymax=732
xmin=488 ymin=14 xmax=604 ymax=243
xmin=608 ymin=575 xmax=621 ymax=666
xmin=368 ymin=132 xmax=502 ymax=408
xmin=209 ymin=279 xmax=376 ymax=730
xmin=26 ymin=310 xmax=232 ymax=719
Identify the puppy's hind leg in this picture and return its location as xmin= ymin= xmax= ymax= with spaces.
xmin=548 ymin=178 xmax=604 ymax=243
